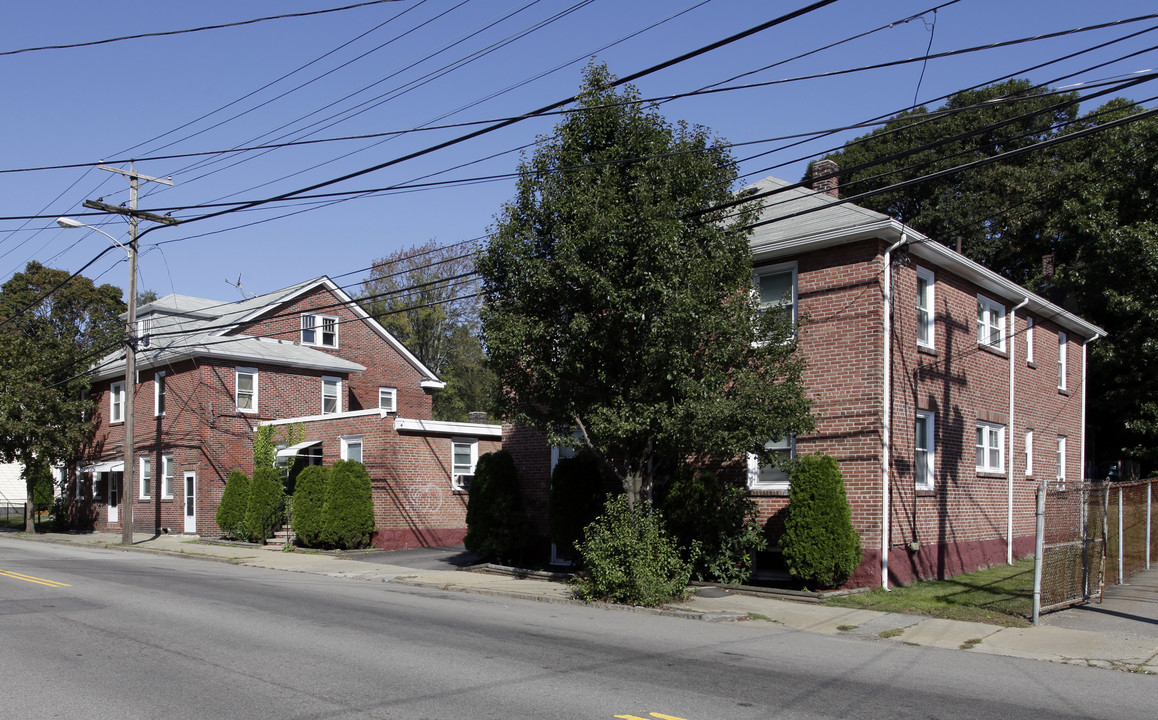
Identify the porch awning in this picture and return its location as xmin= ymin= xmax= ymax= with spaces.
xmin=82 ymin=460 xmax=124 ymax=473
xmin=275 ymin=440 xmax=321 ymax=458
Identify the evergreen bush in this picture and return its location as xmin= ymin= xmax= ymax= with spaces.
xmin=548 ymin=451 xmax=608 ymax=560
xmin=661 ymin=467 xmax=766 ymax=585
xmin=780 ymin=453 xmax=862 ymax=589
xmin=245 ymin=467 xmax=284 ymax=544
xmin=464 ymin=450 xmax=527 ymax=564
xmin=574 ymin=495 xmax=693 ymax=607
xmin=215 ymin=470 xmax=250 ymax=540
xmin=320 ymin=460 xmax=375 ymax=549
xmin=291 ymin=465 xmax=330 ymax=548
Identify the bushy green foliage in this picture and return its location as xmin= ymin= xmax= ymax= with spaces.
xmin=321 ymin=460 xmax=375 ymax=549
xmin=574 ymin=495 xmax=693 ymax=607
xmin=464 ymin=450 xmax=527 ymax=564
xmin=548 ymin=451 xmax=609 ymax=559
xmin=215 ymin=470 xmax=250 ymax=540
xmin=245 ymin=467 xmax=283 ymax=544
xmin=291 ymin=465 xmax=330 ymax=548
xmin=661 ymin=468 xmax=766 ymax=585
xmin=27 ymin=463 xmax=54 ymax=512
xmin=780 ymin=454 xmax=862 ymax=589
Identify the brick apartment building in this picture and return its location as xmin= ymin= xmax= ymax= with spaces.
xmin=79 ymin=277 xmax=499 ymax=548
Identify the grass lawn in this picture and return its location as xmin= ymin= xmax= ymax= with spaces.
xmin=825 ymin=558 xmax=1035 ymax=627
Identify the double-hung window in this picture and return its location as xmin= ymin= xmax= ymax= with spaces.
xmin=915 ymin=411 xmax=935 ymax=490
xmin=161 ymin=454 xmax=175 ymax=499
xmin=110 ymin=381 xmax=125 ymax=423
xmin=1056 ymin=436 xmax=1067 ymax=486
xmin=236 ymin=367 xmax=258 ymax=413
xmin=301 ymin=313 xmax=338 ymax=348
xmin=340 ymin=436 xmax=363 ymax=463
xmin=155 ymin=370 xmax=167 ymax=417
xmin=1058 ymin=331 xmax=1068 ymax=391
xmin=976 ymin=422 xmax=1005 ymax=473
xmin=1025 ymin=429 xmax=1035 ymax=477
xmin=977 ymin=295 xmax=1006 ymax=350
xmin=452 ymin=439 xmax=478 ymax=491
xmin=322 ymin=376 xmax=341 ymax=415
xmin=916 ymin=267 xmax=935 ymax=348
xmin=747 ymin=436 xmax=795 ymax=491
xmin=140 ymin=457 xmax=151 ymax=499
xmin=378 ymin=387 xmax=397 ymax=412
xmin=754 ymin=263 xmax=797 ymax=338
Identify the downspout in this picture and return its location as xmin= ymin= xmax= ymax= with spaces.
xmin=1008 ymin=297 xmax=1029 ymax=565
xmin=881 ymin=233 xmax=907 ymax=590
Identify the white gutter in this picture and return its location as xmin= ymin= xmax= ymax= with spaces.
xmin=881 ymin=233 xmax=907 ymax=590
xmin=1008 ymin=297 xmax=1029 ymax=565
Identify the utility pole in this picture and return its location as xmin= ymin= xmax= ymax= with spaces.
xmin=84 ymin=163 xmax=176 ymax=545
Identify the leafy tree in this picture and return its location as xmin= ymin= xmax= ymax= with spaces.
xmin=780 ymin=454 xmax=862 ymax=589
xmin=320 ymin=460 xmax=375 ymax=549
xmin=136 ymin=289 xmax=158 ymax=306
xmin=215 ymin=470 xmax=250 ymax=540
xmin=291 ymin=465 xmax=330 ymax=547
xmin=548 ymin=451 xmax=610 ymax=560
xmin=478 ymin=62 xmax=813 ymax=505
xmin=245 ymin=467 xmax=284 ymax=543
xmin=0 ymin=261 xmax=125 ymax=531
xmin=463 ymin=450 xmax=527 ymax=564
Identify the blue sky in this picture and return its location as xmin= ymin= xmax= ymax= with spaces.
xmin=2 ymin=0 xmax=1155 ymax=303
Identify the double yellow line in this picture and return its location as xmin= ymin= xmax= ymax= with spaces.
xmin=0 ymin=569 xmax=71 ymax=587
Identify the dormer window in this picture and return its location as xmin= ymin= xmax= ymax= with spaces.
xmin=301 ymin=313 xmax=338 ymax=348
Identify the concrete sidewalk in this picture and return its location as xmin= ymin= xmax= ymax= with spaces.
xmin=7 ymin=530 xmax=1158 ymax=674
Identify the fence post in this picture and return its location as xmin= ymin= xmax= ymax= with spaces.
xmin=1118 ymin=485 xmax=1124 ymax=585
xmin=1147 ymin=481 xmax=1152 ymax=571
xmin=1033 ymin=481 xmax=1046 ymax=625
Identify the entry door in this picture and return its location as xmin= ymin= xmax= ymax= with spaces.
xmin=183 ymin=472 xmax=196 ymax=533
xmin=108 ymin=472 xmax=120 ymax=523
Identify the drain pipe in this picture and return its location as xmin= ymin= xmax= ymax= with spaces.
xmin=1008 ymin=297 xmax=1029 ymax=565
xmin=881 ymin=233 xmax=908 ymax=590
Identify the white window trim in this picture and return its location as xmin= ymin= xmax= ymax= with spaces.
xmin=161 ymin=454 xmax=175 ymax=500
xmin=451 ymin=438 xmax=479 ymax=492
xmin=977 ymin=295 xmax=1006 ymax=351
xmin=747 ymin=436 xmax=795 ymax=491
xmin=378 ymin=386 xmax=398 ymax=413
xmin=916 ymin=266 xmax=935 ymax=349
xmin=140 ymin=457 xmax=151 ymax=500
xmin=1025 ymin=429 xmax=1034 ymax=477
xmin=110 ymin=381 xmax=125 ymax=423
xmin=235 ymin=367 xmax=258 ymax=414
xmin=1058 ymin=331 xmax=1068 ymax=391
xmin=301 ymin=313 xmax=339 ymax=348
xmin=1026 ymin=317 xmax=1035 ymax=364
xmin=322 ymin=376 xmax=342 ymax=415
xmin=340 ymin=435 xmax=363 ymax=463
xmin=154 ymin=370 xmax=166 ymax=417
xmin=1057 ymin=435 xmax=1067 ymax=485
xmin=754 ymin=261 xmax=799 ymax=332
xmin=976 ymin=421 xmax=1006 ymax=474
xmin=915 ymin=410 xmax=935 ymax=491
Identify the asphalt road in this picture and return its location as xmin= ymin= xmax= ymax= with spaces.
xmin=2 ymin=539 xmax=1154 ymax=720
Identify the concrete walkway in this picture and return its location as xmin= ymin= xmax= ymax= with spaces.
xmin=7 ymin=530 xmax=1158 ymax=674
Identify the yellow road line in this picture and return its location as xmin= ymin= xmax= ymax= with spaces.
xmin=0 ymin=569 xmax=71 ymax=587
xmin=615 ymin=715 xmax=690 ymax=720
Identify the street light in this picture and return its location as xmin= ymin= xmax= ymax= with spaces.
xmin=57 ymin=216 xmax=138 ymax=546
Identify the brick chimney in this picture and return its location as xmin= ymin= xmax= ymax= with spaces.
xmin=809 ymin=158 xmax=840 ymax=199
xmin=1042 ymin=253 xmax=1056 ymax=279
xmin=468 ymin=411 xmax=489 ymax=425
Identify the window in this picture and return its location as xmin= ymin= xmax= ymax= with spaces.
xmin=137 ymin=316 xmax=152 ymax=348
xmin=916 ymin=266 xmax=935 ymax=348
xmin=1057 ymin=436 xmax=1067 ymax=485
xmin=341 ymin=436 xmax=363 ymax=463
xmin=747 ymin=436 xmax=795 ymax=490
xmin=140 ymin=457 xmax=151 ymax=499
xmin=1026 ymin=317 xmax=1035 ymax=364
xmin=976 ymin=422 xmax=1005 ymax=473
xmin=755 ymin=263 xmax=797 ymax=334
xmin=1025 ymin=429 xmax=1034 ymax=477
xmin=1058 ymin=331 xmax=1068 ymax=391
xmin=977 ymin=295 xmax=1006 ymax=350
xmin=322 ymin=376 xmax=341 ymax=415
xmin=301 ymin=313 xmax=338 ymax=348
xmin=110 ymin=381 xmax=125 ymax=423
xmin=162 ymin=454 xmax=175 ymax=499
xmin=236 ymin=368 xmax=258 ymax=413
xmin=154 ymin=370 xmax=167 ymax=417
xmin=378 ymin=387 xmax=397 ymax=413
xmin=452 ymin=439 xmax=478 ymax=491
xmin=915 ymin=411 xmax=935 ymax=490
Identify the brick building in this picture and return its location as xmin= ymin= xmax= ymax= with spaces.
xmin=80 ymin=277 xmax=498 ymax=548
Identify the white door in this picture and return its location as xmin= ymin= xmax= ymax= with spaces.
xmin=108 ymin=472 xmax=119 ymax=523
xmin=183 ymin=472 xmax=196 ymax=533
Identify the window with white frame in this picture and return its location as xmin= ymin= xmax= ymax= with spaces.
xmin=154 ymin=370 xmax=167 ymax=417
xmin=340 ymin=435 xmax=363 ymax=463
xmin=301 ymin=313 xmax=338 ymax=348
xmin=161 ymin=454 xmax=175 ymax=499
xmin=451 ymin=439 xmax=478 ymax=491
xmin=747 ymin=436 xmax=795 ymax=490
xmin=977 ymin=295 xmax=1006 ymax=350
xmin=137 ymin=316 xmax=152 ymax=348
xmin=322 ymin=376 xmax=341 ymax=414
xmin=235 ymin=367 xmax=257 ymax=413
xmin=754 ymin=263 xmax=797 ymax=336
xmin=976 ymin=422 xmax=1005 ymax=473
xmin=915 ymin=411 xmax=935 ymax=490
xmin=140 ymin=457 xmax=151 ymax=499
xmin=916 ymin=266 xmax=935 ymax=348
xmin=1026 ymin=317 xmax=1035 ymax=363
xmin=378 ymin=387 xmax=397 ymax=412
xmin=1025 ymin=429 xmax=1034 ymax=477
xmin=110 ymin=381 xmax=125 ymax=423
xmin=1056 ymin=436 xmax=1067 ymax=485
xmin=1058 ymin=331 xmax=1068 ymax=391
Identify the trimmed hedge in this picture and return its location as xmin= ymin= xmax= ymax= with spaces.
xmin=320 ymin=460 xmax=375 ymax=550
xmin=548 ymin=451 xmax=608 ymax=560
xmin=464 ymin=450 xmax=527 ymax=564
xmin=245 ymin=467 xmax=284 ymax=544
xmin=216 ymin=470 xmax=250 ymax=540
xmin=291 ymin=465 xmax=330 ymax=548
xmin=780 ymin=454 xmax=862 ymax=589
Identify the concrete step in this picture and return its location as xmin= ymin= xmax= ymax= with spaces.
xmin=263 ymin=529 xmax=293 ymax=550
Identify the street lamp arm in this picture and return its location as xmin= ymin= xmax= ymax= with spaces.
xmin=56 ymin=217 xmax=129 ymax=256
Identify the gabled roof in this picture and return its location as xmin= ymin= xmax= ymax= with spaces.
xmin=744 ymin=176 xmax=1105 ymax=341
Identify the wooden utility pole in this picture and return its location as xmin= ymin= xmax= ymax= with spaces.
xmin=84 ymin=163 xmax=175 ymax=545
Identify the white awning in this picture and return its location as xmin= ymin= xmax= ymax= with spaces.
xmin=275 ymin=440 xmax=321 ymax=458
xmin=82 ymin=460 xmax=124 ymax=473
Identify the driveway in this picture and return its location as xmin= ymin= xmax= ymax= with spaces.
xmin=1043 ymin=566 xmax=1158 ymax=639
xmin=345 ymin=544 xmax=481 ymax=571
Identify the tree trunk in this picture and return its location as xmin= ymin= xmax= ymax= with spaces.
xmin=24 ymin=498 xmax=34 ymax=533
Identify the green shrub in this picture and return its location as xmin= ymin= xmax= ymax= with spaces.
xmin=574 ymin=495 xmax=693 ymax=607
xmin=216 ymin=470 xmax=250 ymax=540
xmin=661 ymin=467 xmax=766 ymax=585
xmin=28 ymin=464 xmax=54 ymax=512
xmin=780 ymin=454 xmax=862 ymax=589
xmin=464 ymin=450 xmax=527 ymax=564
xmin=291 ymin=465 xmax=330 ymax=547
xmin=548 ymin=451 xmax=609 ymax=560
xmin=245 ymin=467 xmax=284 ymax=544
xmin=321 ymin=460 xmax=375 ymax=549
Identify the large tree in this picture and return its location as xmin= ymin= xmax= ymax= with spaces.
xmin=0 ymin=262 xmax=125 ymax=530
xmin=478 ymin=63 xmax=813 ymax=504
